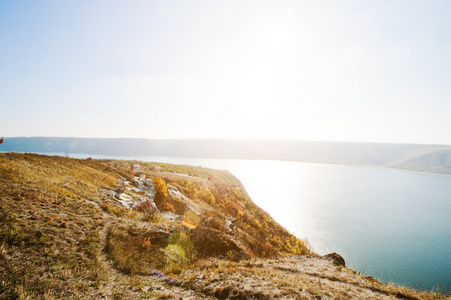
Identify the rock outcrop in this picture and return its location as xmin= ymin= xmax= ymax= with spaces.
xmin=324 ymin=252 xmax=346 ymax=267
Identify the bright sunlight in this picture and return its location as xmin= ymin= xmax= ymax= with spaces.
xmin=258 ymin=21 xmax=293 ymax=52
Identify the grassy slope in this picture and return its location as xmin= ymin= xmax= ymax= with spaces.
xmin=0 ymin=153 xmax=448 ymax=299
xmin=0 ymin=153 xmax=121 ymax=299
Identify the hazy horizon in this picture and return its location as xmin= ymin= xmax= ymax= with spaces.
xmin=4 ymin=135 xmax=451 ymax=147
xmin=1 ymin=1 xmax=450 ymax=144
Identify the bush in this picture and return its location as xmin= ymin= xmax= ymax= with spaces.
xmin=151 ymin=177 xmax=175 ymax=213
xmin=168 ymin=232 xmax=192 ymax=254
xmin=152 ymin=177 xmax=168 ymax=201
xmin=164 ymin=232 xmax=193 ymax=274
xmin=165 ymin=195 xmax=186 ymax=215
xmin=106 ymin=226 xmax=166 ymax=275
xmin=134 ymin=200 xmax=158 ymax=220
xmin=101 ymin=202 xmax=128 ymax=218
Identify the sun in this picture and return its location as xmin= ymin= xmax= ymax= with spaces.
xmin=259 ymin=21 xmax=293 ymax=52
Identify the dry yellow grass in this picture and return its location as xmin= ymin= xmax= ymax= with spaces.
xmin=0 ymin=153 xmax=449 ymax=299
xmin=182 ymin=256 xmax=450 ymax=300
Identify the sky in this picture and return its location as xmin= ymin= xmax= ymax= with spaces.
xmin=1 ymin=0 xmax=450 ymax=144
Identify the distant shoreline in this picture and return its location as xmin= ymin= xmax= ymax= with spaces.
xmin=3 ymin=149 xmax=451 ymax=178
xmin=2 ymin=137 xmax=451 ymax=175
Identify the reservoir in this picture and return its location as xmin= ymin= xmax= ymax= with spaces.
xmin=59 ymin=154 xmax=451 ymax=293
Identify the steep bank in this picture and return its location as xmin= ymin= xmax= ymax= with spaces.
xmin=0 ymin=153 xmax=448 ymax=299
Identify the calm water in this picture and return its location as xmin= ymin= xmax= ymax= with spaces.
xmin=53 ymin=153 xmax=451 ymax=293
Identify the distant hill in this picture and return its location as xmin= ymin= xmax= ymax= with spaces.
xmin=388 ymin=149 xmax=451 ymax=174
xmin=2 ymin=137 xmax=451 ymax=174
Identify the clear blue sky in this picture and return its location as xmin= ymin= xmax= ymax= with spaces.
xmin=1 ymin=0 xmax=450 ymax=144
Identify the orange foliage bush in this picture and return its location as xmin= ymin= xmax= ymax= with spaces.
xmin=151 ymin=177 xmax=175 ymax=213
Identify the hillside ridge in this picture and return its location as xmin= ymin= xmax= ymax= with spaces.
xmin=0 ymin=153 xmax=449 ymax=299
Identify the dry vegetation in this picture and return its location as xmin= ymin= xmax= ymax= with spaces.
xmin=182 ymin=256 xmax=449 ymax=300
xmin=0 ymin=153 xmax=118 ymax=298
xmin=0 ymin=153 xmax=449 ymax=299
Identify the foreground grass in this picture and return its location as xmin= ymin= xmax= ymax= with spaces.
xmin=0 ymin=153 xmax=117 ymax=298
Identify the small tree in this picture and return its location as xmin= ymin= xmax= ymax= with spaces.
xmin=152 ymin=177 xmax=168 ymax=201
xmin=152 ymin=177 xmax=174 ymax=212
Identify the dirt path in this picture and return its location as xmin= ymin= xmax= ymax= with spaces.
xmin=84 ymin=197 xmax=216 ymax=299
xmin=84 ymin=199 xmax=123 ymax=297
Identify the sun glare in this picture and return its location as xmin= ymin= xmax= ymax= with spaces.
xmin=259 ymin=21 xmax=293 ymax=52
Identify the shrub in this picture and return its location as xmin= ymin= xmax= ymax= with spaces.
xmin=106 ymin=227 xmax=166 ymax=275
xmin=134 ymin=200 xmax=158 ymax=220
xmin=165 ymin=195 xmax=186 ymax=215
xmin=164 ymin=231 xmax=193 ymax=274
xmin=101 ymin=202 xmax=128 ymax=218
xmin=152 ymin=177 xmax=168 ymax=201
xmin=151 ymin=177 xmax=176 ymax=213
xmin=168 ymin=232 xmax=192 ymax=254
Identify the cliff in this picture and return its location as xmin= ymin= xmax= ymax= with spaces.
xmin=0 ymin=153 xmax=448 ymax=299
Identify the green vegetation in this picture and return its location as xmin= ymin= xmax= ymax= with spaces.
xmin=164 ymin=232 xmax=193 ymax=275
